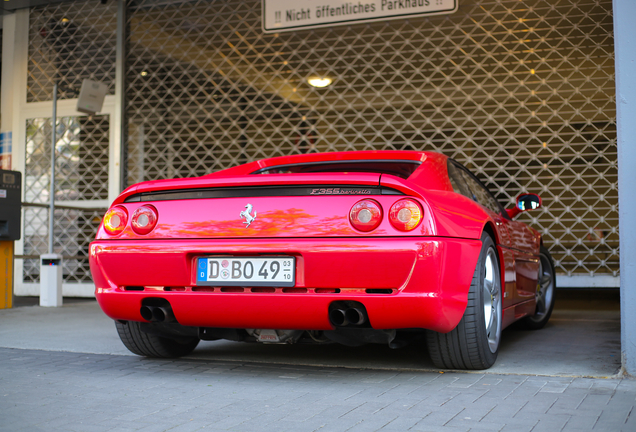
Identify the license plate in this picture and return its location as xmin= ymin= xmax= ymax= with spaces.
xmin=196 ymin=256 xmax=295 ymax=287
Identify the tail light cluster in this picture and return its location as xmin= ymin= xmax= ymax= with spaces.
xmin=389 ymin=199 xmax=422 ymax=231
xmin=131 ymin=205 xmax=158 ymax=235
xmin=349 ymin=198 xmax=423 ymax=232
xmin=349 ymin=199 xmax=383 ymax=232
xmin=103 ymin=206 xmax=128 ymax=236
xmin=103 ymin=205 xmax=158 ymax=236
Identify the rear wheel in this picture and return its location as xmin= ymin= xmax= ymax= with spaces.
xmin=115 ymin=320 xmax=200 ymax=358
xmin=426 ymin=232 xmax=502 ymax=370
xmin=521 ymin=246 xmax=556 ymax=330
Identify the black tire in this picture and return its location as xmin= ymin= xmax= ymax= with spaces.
xmin=115 ymin=320 xmax=200 ymax=358
xmin=426 ymin=232 xmax=502 ymax=370
xmin=520 ymin=246 xmax=556 ymax=330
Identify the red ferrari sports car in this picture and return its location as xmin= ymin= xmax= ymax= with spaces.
xmin=89 ymin=150 xmax=555 ymax=370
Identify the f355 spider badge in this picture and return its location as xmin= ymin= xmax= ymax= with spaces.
xmin=239 ymin=203 xmax=257 ymax=227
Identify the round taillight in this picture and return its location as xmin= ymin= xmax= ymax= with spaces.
xmin=131 ymin=205 xmax=158 ymax=235
xmin=349 ymin=199 xmax=383 ymax=232
xmin=103 ymin=206 xmax=128 ymax=236
xmin=389 ymin=199 xmax=423 ymax=231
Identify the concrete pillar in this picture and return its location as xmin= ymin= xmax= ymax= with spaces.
xmin=614 ymin=0 xmax=636 ymax=375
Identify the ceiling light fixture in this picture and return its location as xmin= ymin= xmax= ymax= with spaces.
xmin=308 ymin=77 xmax=332 ymax=88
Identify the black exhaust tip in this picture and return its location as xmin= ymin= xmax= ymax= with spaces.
xmin=152 ymin=307 xmax=166 ymax=322
xmin=153 ymin=306 xmax=176 ymax=323
xmin=329 ymin=309 xmax=348 ymax=327
xmin=140 ymin=306 xmax=154 ymax=321
xmin=345 ymin=308 xmax=366 ymax=326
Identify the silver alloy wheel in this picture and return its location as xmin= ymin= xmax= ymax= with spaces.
xmin=530 ymin=252 xmax=555 ymax=322
xmin=482 ymin=248 xmax=502 ymax=353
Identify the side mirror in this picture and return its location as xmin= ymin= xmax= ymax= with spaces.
xmin=506 ymin=193 xmax=542 ymax=219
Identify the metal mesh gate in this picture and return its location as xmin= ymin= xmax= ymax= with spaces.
xmin=25 ymin=0 xmax=617 ymax=282
xmin=27 ymin=1 xmax=117 ymax=102
xmin=24 ymin=0 xmax=117 ymax=284
xmin=126 ymin=0 xmax=617 ymax=278
xmin=23 ymin=116 xmax=109 ymax=283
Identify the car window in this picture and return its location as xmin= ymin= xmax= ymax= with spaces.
xmin=448 ymin=160 xmax=504 ymax=215
xmin=460 ymin=170 xmax=503 ymax=215
xmin=252 ymin=161 xmax=420 ymax=179
xmin=447 ymin=161 xmax=474 ymax=200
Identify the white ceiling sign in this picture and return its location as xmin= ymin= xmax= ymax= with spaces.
xmin=262 ymin=0 xmax=458 ymax=33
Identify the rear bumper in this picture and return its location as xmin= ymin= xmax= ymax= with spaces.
xmin=89 ymin=237 xmax=481 ymax=333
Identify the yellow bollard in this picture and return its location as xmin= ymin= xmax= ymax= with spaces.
xmin=0 ymin=241 xmax=13 ymax=309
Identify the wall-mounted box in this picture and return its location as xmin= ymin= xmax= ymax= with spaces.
xmin=0 ymin=170 xmax=22 ymax=241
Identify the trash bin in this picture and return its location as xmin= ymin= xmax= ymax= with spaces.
xmin=40 ymin=254 xmax=63 ymax=307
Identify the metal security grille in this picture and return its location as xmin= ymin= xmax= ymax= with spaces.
xmin=27 ymin=1 xmax=117 ymax=102
xmin=25 ymin=0 xmax=117 ymax=285
xmin=22 ymin=207 xmax=106 ymax=283
xmin=126 ymin=0 xmax=617 ymax=278
xmin=23 ymin=116 xmax=109 ymax=283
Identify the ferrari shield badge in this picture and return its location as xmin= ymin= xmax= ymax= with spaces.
xmin=239 ymin=203 xmax=257 ymax=227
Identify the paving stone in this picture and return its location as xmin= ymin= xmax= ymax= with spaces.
xmin=450 ymin=402 xmax=498 ymax=422
xmin=161 ymin=420 xmax=212 ymax=432
xmin=516 ymin=393 xmax=559 ymax=414
xmin=560 ymin=414 xmax=602 ymax=431
xmin=468 ymin=426 xmax=505 ymax=432
xmin=594 ymin=408 xmax=632 ymax=431
xmin=299 ymin=417 xmax=364 ymax=432
xmin=531 ymin=414 xmax=571 ymax=432
xmin=412 ymin=390 xmax=462 ymax=408
xmin=382 ymin=398 xmax=432 ymax=416
xmin=410 ymin=423 xmax=470 ymax=432
xmin=620 ymin=409 xmax=636 ymax=432
xmin=540 ymin=381 xmax=570 ymax=393
xmin=135 ymin=424 xmax=185 ymax=432
xmin=67 ymin=423 xmax=113 ymax=432
xmin=546 ymin=393 xmax=589 ymax=415
xmin=578 ymin=393 xmax=613 ymax=412
xmin=500 ymin=420 xmax=538 ymax=432
xmin=380 ymin=415 xmax=422 ymax=430
xmin=411 ymin=406 xmax=467 ymax=428
xmin=338 ymin=401 xmax=393 ymax=421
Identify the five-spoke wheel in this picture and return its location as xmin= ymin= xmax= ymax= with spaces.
xmin=482 ymin=247 xmax=502 ymax=354
xmin=522 ymin=246 xmax=556 ymax=330
xmin=426 ymin=232 xmax=502 ymax=370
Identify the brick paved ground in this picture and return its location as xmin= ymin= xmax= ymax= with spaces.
xmin=1 ymin=347 xmax=634 ymax=432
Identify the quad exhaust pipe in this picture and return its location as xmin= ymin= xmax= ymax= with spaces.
xmin=329 ymin=306 xmax=367 ymax=327
xmin=140 ymin=305 xmax=176 ymax=323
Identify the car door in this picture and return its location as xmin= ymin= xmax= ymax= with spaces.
xmin=447 ymin=160 xmax=538 ymax=309
xmin=447 ymin=161 xmax=516 ymax=308
xmin=501 ymin=216 xmax=541 ymax=303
